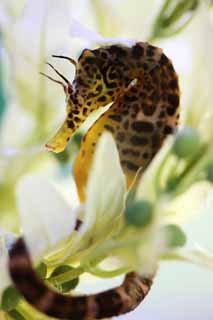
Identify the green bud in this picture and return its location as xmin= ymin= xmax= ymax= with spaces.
xmin=125 ymin=200 xmax=153 ymax=228
xmin=1 ymin=286 xmax=20 ymax=311
xmin=206 ymin=163 xmax=213 ymax=182
xmin=51 ymin=265 xmax=79 ymax=293
xmin=8 ymin=310 xmax=26 ymax=320
xmin=164 ymin=224 xmax=187 ymax=248
xmin=173 ymin=127 xmax=200 ymax=158
xmin=36 ymin=262 xmax=47 ymax=279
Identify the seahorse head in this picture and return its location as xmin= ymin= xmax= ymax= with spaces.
xmin=45 ymin=48 xmax=117 ymax=153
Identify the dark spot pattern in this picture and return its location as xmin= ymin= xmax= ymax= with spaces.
xmin=164 ymin=125 xmax=174 ymax=134
xmin=108 ymin=114 xmax=122 ymax=122
xmin=132 ymin=121 xmax=154 ymax=132
xmin=97 ymin=95 xmax=107 ymax=102
xmin=104 ymin=124 xmax=115 ymax=133
xmin=121 ymin=160 xmax=139 ymax=171
xmin=132 ymin=44 xmax=144 ymax=59
xmin=142 ymin=104 xmax=156 ymax=116
xmin=72 ymin=41 xmax=179 ymax=198
xmin=67 ymin=120 xmax=74 ymax=129
xmin=167 ymin=105 xmax=177 ymax=116
xmin=159 ymin=53 xmax=169 ymax=65
xmin=130 ymin=136 xmax=149 ymax=146
xmin=116 ymin=132 xmax=125 ymax=142
xmin=168 ymin=94 xmax=179 ymax=108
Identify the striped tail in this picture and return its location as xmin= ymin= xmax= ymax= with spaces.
xmin=9 ymin=238 xmax=153 ymax=319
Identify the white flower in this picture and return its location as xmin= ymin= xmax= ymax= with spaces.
xmin=16 ymin=175 xmax=78 ymax=262
xmin=15 ymin=132 xmax=126 ymax=265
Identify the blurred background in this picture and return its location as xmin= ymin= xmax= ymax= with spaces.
xmin=0 ymin=0 xmax=213 ymax=319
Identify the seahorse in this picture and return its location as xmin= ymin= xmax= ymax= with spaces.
xmin=9 ymin=42 xmax=180 ymax=319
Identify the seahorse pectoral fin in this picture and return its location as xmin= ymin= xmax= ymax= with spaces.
xmin=45 ymin=119 xmax=74 ymax=153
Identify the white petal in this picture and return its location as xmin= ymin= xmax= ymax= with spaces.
xmin=81 ymin=132 xmax=126 ymax=241
xmin=136 ymin=136 xmax=174 ymax=202
xmin=70 ymin=18 xmax=104 ymax=43
xmin=165 ymin=246 xmax=213 ymax=270
xmin=186 ymin=247 xmax=213 ymax=270
xmin=16 ymin=175 xmax=77 ymax=261
xmin=70 ymin=18 xmax=136 ymax=46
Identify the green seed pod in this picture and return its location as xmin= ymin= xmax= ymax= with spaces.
xmin=51 ymin=265 xmax=79 ymax=293
xmin=173 ymin=127 xmax=200 ymax=159
xmin=164 ymin=224 xmax=187 ymax=248
xmin=125 ymin=200 xmax=153 ymax=228
xmin=1 ymin=286 xmax=20 ymax=311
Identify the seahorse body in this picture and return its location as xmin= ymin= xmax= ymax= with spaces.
xmin=9 ymin=42 xmax=180 ymax=319
xmin=46 ymin=42 xmax=179 ymax=201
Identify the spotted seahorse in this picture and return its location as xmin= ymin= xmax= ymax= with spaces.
xmin=9 ymin=42 xmax=180 ymax=319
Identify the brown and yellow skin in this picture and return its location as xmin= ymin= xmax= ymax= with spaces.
xmin=8 ymin=42 xmax=180 ymax=319
xmin=46 ymin=42 xmax=179 ymax=201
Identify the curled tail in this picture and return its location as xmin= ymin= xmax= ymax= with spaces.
xmin=9 ymin=238 xmax=153 ymax=319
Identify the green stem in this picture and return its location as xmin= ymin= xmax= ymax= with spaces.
xmin=84 ymin=232 xmax=148 ymax=266
xmin=17 ymin=301 xmax=50 ymax=320
xmin=149 ymin=0 xmax=198 ymax=41
xmin=162 ymin=1 xmax=195 ymax=28
xmin=149 ymin=0 xmax=172 ymax=41
xmin=170 ymin=143 xmax=209 ymax=196
xmin=154 ymin=147 xmax=173 ymax=194
xmin=15 ymin=305 xmax=33 ymax=320
xmin=88 ymin=266 xmax=131 ymax=278
xmin=47 ymin=266 xmax=84 ymax=286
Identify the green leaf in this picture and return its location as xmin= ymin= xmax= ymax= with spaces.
xmin=51 ymin=265 xmax=79 ymax=293
xmin=1 ymin=286 xmax=20 ymax=311
xmin=163 ymin=224 xmax=187 ymax=248
xmin=125 ymin=201 xmax=153 ymax=228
